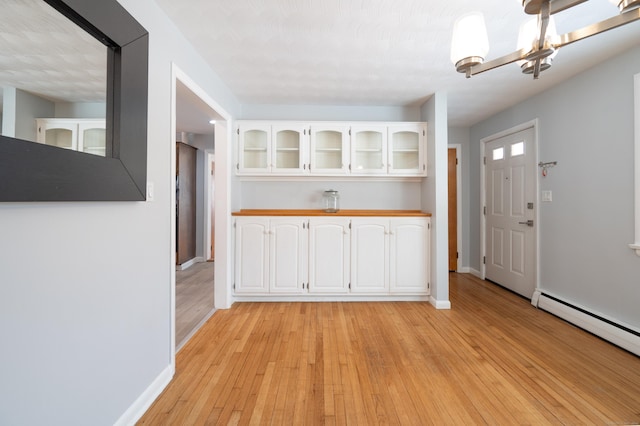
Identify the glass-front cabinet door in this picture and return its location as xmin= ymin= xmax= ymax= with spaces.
xmin=350 ymin=126 xmax=387 ymax=175
xmin=272 ymin=125 xmax=308 ymax=174
xmin=238 ymin=124 xmax=271 ymax=173
xmin=310 ymin=125 xmax=349 ymax=175
xmin=36 ymin=119 xmax=77 ymax=151
xmin=78 ymin=120 xmax=106 ymax=156
xmin=388 ymin=124 xmax=427 ymax=176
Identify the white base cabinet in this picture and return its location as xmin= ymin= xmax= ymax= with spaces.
xmin=234 ymin=215 xmax=430 ymax=298
xmin=308 ymin=218 xmax=350 ymax=293
xmin=389 ymin=219 xmax=430 ymax=294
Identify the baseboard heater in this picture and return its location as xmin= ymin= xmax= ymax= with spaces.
xmin=533 ymin=292 xmax=640 ymax=357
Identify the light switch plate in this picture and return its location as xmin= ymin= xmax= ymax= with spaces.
xmin=542 ymin=190 xmax=552 ymax=202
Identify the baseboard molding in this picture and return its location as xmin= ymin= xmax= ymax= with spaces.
xmin=535 ymin=293 xmax=640 ymax=356
xmin=234 ymin=295 xmax=430 ymax=302
xmin=114 ymin=364 xmax=174 ymax=426
xmin=430 ymin=296 xmax=451 ymax=310
xmin=177 ymin=257 xmax=205 ymax=271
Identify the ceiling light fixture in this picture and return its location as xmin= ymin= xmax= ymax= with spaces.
xmin=209 ymin=119 xmax=216 ymax=124
xmin=451 ymin=0 xmax=640 ymax=79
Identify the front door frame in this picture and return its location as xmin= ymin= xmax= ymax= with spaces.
xmin=480 ymin=119 xmax=540 ymax=300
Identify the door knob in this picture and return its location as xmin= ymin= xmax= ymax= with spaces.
xmin=518 ymin=220 xmax=534 ymax=227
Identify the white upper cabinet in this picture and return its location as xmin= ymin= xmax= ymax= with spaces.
xmin=236 ymin=121 xmax=427 ymax=177
xmin=350 ymin=125 xmax=388 ymax=175
xmin=388 ymin=124 xmax=427 ymax=176
xmin=238 ymin=124 xmax=271 ymax=173
xmin=272 ymin=124 xmax=309 ymax=175
xmin=36 ymin=118 xmax=106 ymax=156
xmin=309 ymin=124 xmax=349 ymax=175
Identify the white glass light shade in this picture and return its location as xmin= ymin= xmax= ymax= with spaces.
xmin=608 ymin=0 xmax=622 ymax=7
xmin=450 ymin=12 xmax=489 ymax=65
xmin=516 ymin=16 xmax=558 ymax=58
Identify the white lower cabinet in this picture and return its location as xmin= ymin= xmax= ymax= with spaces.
xmin=350 ymin=219 xmax=389 ymax=293
xmin=389 ymin=218 xmax=430 ymax=294
xmin=270 ymin=218 xmax=308 ymax=294
xmin=234 ymin=215 xmax=429 ymax=297
xmin=351 ymin=218 xmax=430 ymax=295
xmin=234 ymin=217 xmax=270 ymax=294
xmin=308 ymin=218 xmax=350 ymax=293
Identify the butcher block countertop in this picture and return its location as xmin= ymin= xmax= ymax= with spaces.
xmin=232 ymin=209 xmax=431 ymax=217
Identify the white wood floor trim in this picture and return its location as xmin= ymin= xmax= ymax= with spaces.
xmin=114 ymin=364 xmax=174 ymax=426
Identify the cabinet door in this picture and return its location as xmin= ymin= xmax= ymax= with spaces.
xmin=351 ymin=219 xmax=389 ymax=293
xmin=78 ymin=120 xmax=106 ymax=157
xmin=389 ymin=218 xmax=429 ymax=294
xmin=235 ymin=218 xmax=270 ymax=294
xmin=270 ymin=218 xmax=308 ymax=293
xmin=272 ymin=125 xmax=309 ymax=175
xmin=238 ymin=125 xmax=271 ymax=174
xmin=388 ymin=124 xmax=427 ymax=176
xmin=350 ymin=126 xmax=387 ymax=175
xmin=309 ymin=125 xmax=349 ymax=175
xmin=36 ymin=119 xmax=78 ymax=150
xmin=308 ymin=218 xmax=350 ymax=293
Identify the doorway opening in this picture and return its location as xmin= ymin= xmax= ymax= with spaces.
xmin=172 ymin=77 xmax=222 ymax=351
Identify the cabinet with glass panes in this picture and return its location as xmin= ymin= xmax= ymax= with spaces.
xmin=388 ymin=124 xmax=427 ymax=176
xmin=236 ymin=121 xmax=426 ymax=177
xmin=36 ymin=118 xmax=106 ymax=156
xmin=350 ymin=126 xmax=387 ymax=175
xmin=309 ymin=124 xmax=349 ymax=175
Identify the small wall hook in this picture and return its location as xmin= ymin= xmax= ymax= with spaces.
xmin=538 ymin=161 xmax=557 ymax=177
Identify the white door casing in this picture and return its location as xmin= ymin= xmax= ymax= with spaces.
xmin=483 ymin=125 xmax=537 ymax=298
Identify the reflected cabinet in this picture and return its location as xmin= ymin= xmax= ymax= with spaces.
xmin=36 ymin=118 xmax=106 ymax=157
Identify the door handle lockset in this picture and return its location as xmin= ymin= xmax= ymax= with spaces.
xmin=518 ymin=220 xmax=534 ymax=227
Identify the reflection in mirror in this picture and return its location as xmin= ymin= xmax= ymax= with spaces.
xmin=0 ymin=0 xmax=107 ymax=156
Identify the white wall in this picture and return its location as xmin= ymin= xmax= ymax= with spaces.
xmin=468 ymin=45 xmax=640 ymax=329
xmin=55 ymin=102 xmax=106 ymax=118
xmin=421 ymin=92 xmax=450 ymax=308
xmin=0 ymin=0 xmax=240 ymax=424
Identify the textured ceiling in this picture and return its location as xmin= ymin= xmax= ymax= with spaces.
xmin=156 ymin=0 xmax=640 ymax=127
xmin=0 ymin=0 xmax=106 ymax=105
xmin=1 ymin=1 xmax=639 ymax=129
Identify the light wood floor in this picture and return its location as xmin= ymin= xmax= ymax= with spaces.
xmin=176 ymin=261 xmax=215 ymax=350
xmin=141 ymin=273 xmax=640 ymax=425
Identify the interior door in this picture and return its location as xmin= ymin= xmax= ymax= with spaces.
xmin=176 ymin=142 xmax=197 ymax=265
xmin=448 ymin=148 xmax=458 ymax=271
xmin=485 ymin=127 xmax=536 ymax=298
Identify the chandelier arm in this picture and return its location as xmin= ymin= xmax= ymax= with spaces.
xmin=548 ymin=0 xmax=589 ymax=15
xmin=554 ymin=8 xmax=640 ymax=49
xmin=464 ymin=49 xmax=531 ymax=77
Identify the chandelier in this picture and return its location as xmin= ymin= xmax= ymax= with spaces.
xmin=451 ymin=0 xmax=640 ymax=79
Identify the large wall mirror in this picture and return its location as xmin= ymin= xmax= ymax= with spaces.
xmin=0 ymin=0 xmax=148 ymax=201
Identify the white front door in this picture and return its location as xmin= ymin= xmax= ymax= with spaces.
xmin=485 ymin=127 xmax=536 ymax=298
